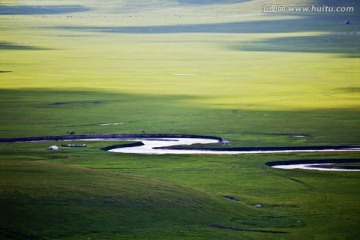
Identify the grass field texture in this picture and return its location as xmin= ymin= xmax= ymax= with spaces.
xmin=1 ymin=0 xmax=359 ymax=239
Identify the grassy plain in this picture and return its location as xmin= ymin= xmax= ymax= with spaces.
xmin=0 ymin=0 xmax=359 ymax=239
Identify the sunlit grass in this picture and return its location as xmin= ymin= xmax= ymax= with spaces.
xmin=1 ymin=0 xmax=359 ymax=239
xmin=1 ymin=30 xmax=359 ymax=110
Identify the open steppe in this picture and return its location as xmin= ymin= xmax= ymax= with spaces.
xmin=1 ymin=0 xmax=359 ymax=239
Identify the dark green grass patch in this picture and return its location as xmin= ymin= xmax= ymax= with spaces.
xmin=50 ymin=15 xmax=359 ymax=35
xmin=0 ymin=5 xmax=90 ymax=15
xmin=0 ymin=160 xmax=255 ymax=239
xmin=2 ymin=141 xmax=359 ymax=239
xmin=0 ymin=42 xmax=50 ymax=51
xmin=0 ymin=89 xmax=359 ymax=147
xmin=232 ymin=34 xmax=360 ymax=56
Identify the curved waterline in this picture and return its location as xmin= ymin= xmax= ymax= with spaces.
xmin=266 ymin=159 xmax=360 ymax=172
xmin=106 ymin=138 xmax=360 ymax=156
xmin=1 ymin=134 xmax=359 ymax=171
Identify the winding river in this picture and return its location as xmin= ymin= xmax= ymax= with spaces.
xmin=104 ymin=137 xmax=360 ymax=155
xmin=1 ymin=134 xmax=359 ymax=171
xmin=271 ymin=163 xmax=360 ymax=172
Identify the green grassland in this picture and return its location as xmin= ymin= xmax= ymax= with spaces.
xmin=1 ymin=0 xmax=360 ymax=239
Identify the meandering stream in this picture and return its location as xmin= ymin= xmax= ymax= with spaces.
xmin=1 ymin=134 xmax=359 ymax=171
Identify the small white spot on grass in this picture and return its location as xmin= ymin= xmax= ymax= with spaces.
xmin=292 ymin=135 xmax=306 ymax=138
xmin=48 ymin=145 xmax=59 ymax=151
xmin=99 ymin=122 xmax=127 ymax=126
